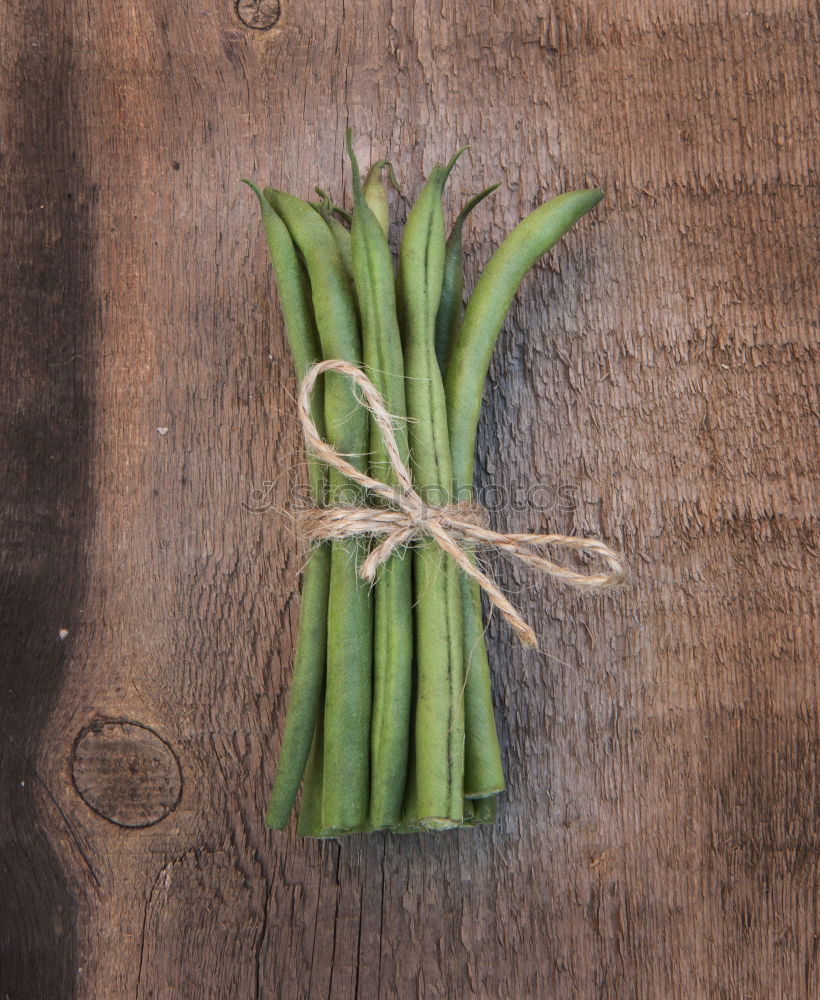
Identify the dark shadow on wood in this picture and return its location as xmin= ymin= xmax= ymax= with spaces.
xmin=0 ymin=5 xmax=96 ymax=996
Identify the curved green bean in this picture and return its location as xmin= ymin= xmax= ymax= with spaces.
xmin=447 ymin=188 xmax=603 ymax=799
xmin=446 ymin=188 xmax=604 ymax=487
xmin=265 ymin=187 xmax=373 ymax=834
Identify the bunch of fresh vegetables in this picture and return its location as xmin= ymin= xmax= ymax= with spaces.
xmin=245 ymin=133 xmax=602 ymax=835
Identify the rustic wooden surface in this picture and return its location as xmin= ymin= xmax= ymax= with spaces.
xmin=1 ymin=1 xmax=816 ymax=997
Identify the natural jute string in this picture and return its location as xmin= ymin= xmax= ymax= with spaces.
xmin=297 ymin=360 xmax=625 ymax=648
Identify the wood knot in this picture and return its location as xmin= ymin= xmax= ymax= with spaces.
xmin=71 ymin=721 xmax=182 ymax=828
xmin=236 ymin=0 xmax=281 ymax=30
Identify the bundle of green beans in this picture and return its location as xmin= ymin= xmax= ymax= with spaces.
xmin=245 ymin=133 xmax=602 ymax=835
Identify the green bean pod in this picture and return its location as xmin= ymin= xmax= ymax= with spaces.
xmin=362 ymin=159 xmax=399 ymax=239
xmin=263 ymin=543 xmax=331 ymax=829
xmin=244 ymin=181 xmax=326 ymax=498
xmin=398 ymin=165 xmax=465 ymax=829
xmin=265 ymin=187 xmax=373 ymax=834
xmin=312 ymin=188 xmax=354 ymax=277
xmin=347 ymin=133 xmax=414 ymax=829
xmin=447 ymin=189 xmax=603 ymax=799
xmin=295 ymin=693 xmax=325 ymax=836
xmin=434 ymin=184 xmax=500 ymax=376
xmin=465 ymin=793 xmax=497 ymax=825
xmin=461 ymin=576 xmax=505 ymax=797
xmin=446 ymin=188 xmax=604 ymax=487
xmin=244 ymin=181 xmax=332 ymax=830
xmin=297 ymin=715 xmax=374 ymax=837
xmin=427 ymin=178 xmax=506 ymax=799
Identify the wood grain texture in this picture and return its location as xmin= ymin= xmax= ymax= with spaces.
xmin=1 ymin=1 xmax=816 ymax=998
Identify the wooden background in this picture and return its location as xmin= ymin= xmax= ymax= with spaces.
xmin=1 ymin=1 xmax=816 ymax=997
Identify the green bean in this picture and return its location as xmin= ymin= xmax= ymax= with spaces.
xmin=393 ymin=736 xmax=422 ymax=833
xmin=426 ymin=177 xmax=506 ymax=800
xmin=347 ymin=132 xmax=414 ymax=829
xmin=447 ymin=189 xmax=603 ymax=799
xmin=466 ymin=794 xmax=497 ymax=825
xmin=263 ymin=543 xmax=331 ymax=829
xmin=243 ymin=181 xmax=326 ymax=495
xmin=265 ymin=187 xmax=373 ymax=834
xmin=401 ymin=166 xmax=504 ymax=801
xmin=442 ymin=145 xmax=469 ymax=182
xmin=295 ymin=692 xmax=325 ymax=836
xmin=398 ymin=165 xmax=465 ymax=828
xmin=461 ymin=577 xmax=505 ymax=797
xmin=244 ymin=181 xmax=331 ymax=830
xmin=312 ymin=188 xmax=353 ymax=277
xmin=446 ymin=188 xmax=604 ymax=488
xmin=362 ymin=159 xmax=399 ymax=239
xmin=297 ymin=701 xmax=376 ymax=836
xmin=434 ymin=184 xmax=500 ymax=377
xmin=314 ymin=187 xmax=352 ymax=225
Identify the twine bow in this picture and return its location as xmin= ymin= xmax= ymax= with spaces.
xmin=297 ymin=360 xmax=625 ymax=648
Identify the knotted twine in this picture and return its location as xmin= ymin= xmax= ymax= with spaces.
xmin=297 ymin=359 xmax=625 ymax=648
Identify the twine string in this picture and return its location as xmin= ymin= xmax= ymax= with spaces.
xmin=296 ymin=359 xmax=625 ymax=648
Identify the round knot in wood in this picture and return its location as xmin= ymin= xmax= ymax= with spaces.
xmin=72 ymin=721 xmax=182 ymax=828
xmin=236 ymin=0 xmax=281 ymax=30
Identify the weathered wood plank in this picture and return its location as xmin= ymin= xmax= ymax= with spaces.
xmin=1 ymin=2 xmax=816 ymax=998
